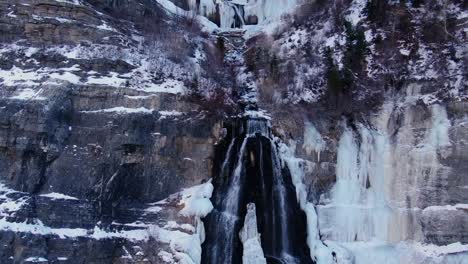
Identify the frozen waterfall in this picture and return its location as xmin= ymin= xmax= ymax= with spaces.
xmin=187 ymin=0 xmax=300 ymax=28
xmin=311 ymin=103 xmax=466 ymax=264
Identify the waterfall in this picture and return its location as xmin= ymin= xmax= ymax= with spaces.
xmin=202 ymin=117 xmax=313 ymax=264
xmin=185 ymin=0 xmax=301 ymax=28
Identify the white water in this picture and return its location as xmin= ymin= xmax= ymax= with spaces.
xmin=270 ymin=140 xmax=290 ymax=255
xmin=224 ymin=137 xmax=248 ymax=213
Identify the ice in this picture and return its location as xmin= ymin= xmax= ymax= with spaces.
xmin=302 ymin=121 xmax=325 ymax=160
xmin=239 ymin=203 xmax=267 ymax=264
xmin=278 ymin=139 xmax=335 ymax=263
xmin=155 ymin=227 xmax=203 ymax=264
xmin=320 ymin=125 xmax=392 ymax=242
xmin=429 ymin=104 xmax=451 ymax=149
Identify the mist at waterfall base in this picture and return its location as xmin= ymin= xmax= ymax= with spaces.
xmin=202 ymin=118 xmax=313 ymax=264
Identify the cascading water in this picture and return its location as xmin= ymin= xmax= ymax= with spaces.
xmin=202 ymin=117 xmax=313 ymax=264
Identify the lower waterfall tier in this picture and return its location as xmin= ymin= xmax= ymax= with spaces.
xmin=202 ymin=118 xmax=313 ymax=264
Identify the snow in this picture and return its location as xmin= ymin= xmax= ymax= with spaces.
xmin=7 ymin=11 xmax=16 ymax=18
xmin=39 ymin=192 xmax=79 ymax=200
xmin=145 ymin=205 xmax=163 ymax=213
xmin=9 ymin=88 xmax=46 ymax=100
xmin=49 ymin=71 xmax=81 ymax=84
xmin=86 ymin=72 xmax=127 ymax=86
xmin=399 ymin=48 xmax=411 ymax=56
xmin=158 ymin=250 xmax=175 ymax=263
xmin=159 ymin=110 xmax=184 ymax=119
xmin=0 ymin=218 xmax=152 ymax=240
xmin=0 ymin=183 xmax=29 ymax=217
xmin=0 ymin=44 xmax=189 ymax=94
xmin=149 ymin=181 xmax=214 ymax=264
xmin=0 ymin=66 xmax=43 ymax=86
xmin=138 ymin=79 xmax=186 ymax=94
xmin=423 ymin=204 xmax=468 ymax=212
xmin=81 ymin=107 xmax=153 ymax=114
xmin=345 ymin=0 xmax=367 ymax=26
xmin=54 ymin=0 xmax=81 ymax=5
xmin=96 ymin=22 xmax=118 ymax=32
xmin=179 ymin=180 xmax=214 ymax=218
xmin=24 ymin=257 xmax=48 ymax=263
xmin=155 ymin=226 xmax=203 ymax=264
xmin=164 ymin=221 xmax=196 ymax=233
xmin=412 ymin=242 xmax=468 ymax=257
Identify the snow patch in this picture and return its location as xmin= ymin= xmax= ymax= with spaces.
xmin=24 ymin=257 xmax=48 ymax=263
xmin=39 ymin=192 xmax=79 ymax=201
xmin=9 ymin=88 xmax=46 ymax=100
xmin=81 ymin=107 xmax=153 ymax=114
xmin=179 ymin=180 xmax=214 ymax=218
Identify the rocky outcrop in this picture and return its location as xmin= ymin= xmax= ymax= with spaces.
xmin=0 ymin=0 xmax=225 ymax=262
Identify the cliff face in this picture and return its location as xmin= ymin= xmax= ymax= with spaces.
xmin=0 ymin=0 xmax=467 ymax=263
xmin=0 ymin=0 xmax=225 ymax=263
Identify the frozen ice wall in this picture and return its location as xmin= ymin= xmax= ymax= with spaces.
xmin=313 ymin=101 xmax=468 ymax=264
xmin=318 ymin=124 xmax=393 ymax=243
xmin=279 ymin=92 xmax=466 ymax=264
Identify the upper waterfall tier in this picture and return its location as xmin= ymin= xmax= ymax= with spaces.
xmin=186 ymin=0 xmax=300 ymax=28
